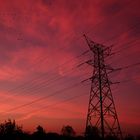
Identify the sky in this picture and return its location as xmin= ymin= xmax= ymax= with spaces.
xmin=0 ymin=0 xmax=139 ymax=136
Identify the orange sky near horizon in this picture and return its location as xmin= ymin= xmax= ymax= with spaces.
xmin=0 ymin=0 xmax=139 ymax=136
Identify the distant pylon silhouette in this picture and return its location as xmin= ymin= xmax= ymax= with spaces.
xmin=84 ymin=35 xmax=122 ymax=139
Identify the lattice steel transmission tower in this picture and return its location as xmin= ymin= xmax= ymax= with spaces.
xmin=84 ymin=35 xmax=122 ymax=139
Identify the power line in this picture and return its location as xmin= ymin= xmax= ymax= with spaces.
xmin=17 ymin=82 xmax=121 ymax=121
xmin=86 ymin=23 xmax=139 ymax=61
xmin=18 ymin=60 xmax=140 ymax=124
xmin=0 ymin=50 xmax=89 ymax=101
xmin=16 ymin=90 xmax=88 ymax=121
xmin=0 ymin=2 xmax=137 ymax=85
xmin=15 ymin=24 xmax=139 ymax=100
xmin=3 ymin=27 xmax=137 ymax=101
xmin=113 ymin=39 xmax=139 ymax=55
xmin=116 ymin=62 xmax=140 ymax=70
xmin=106 ymin=39 xmax=139 ymax=66
xmin=1 ymin=64 xmax=80 ymax=103
xmin=3 ymin=79 xmax=85 ymax=113
xmin=118 ymin=77 xmax=140 ymax=84
xmin=0 ymin=0 xmax=138 ymax=118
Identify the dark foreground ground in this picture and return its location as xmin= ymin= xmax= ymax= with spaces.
xmin=0 ymin=134 xmax=140 ymax=140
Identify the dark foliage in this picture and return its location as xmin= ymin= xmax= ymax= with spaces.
xmin=85 ymin=125 xmax=100 ymax=140
xmin=0 ymin=119 xmax=139 ymax=140
xmin=61 ymin=125 xmax=76 ymax=137
xmin=32 ymin=125 xmax=47 ymax=140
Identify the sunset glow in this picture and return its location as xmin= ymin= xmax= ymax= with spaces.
xmin=0 ymin=0 xmax=139 ymax=135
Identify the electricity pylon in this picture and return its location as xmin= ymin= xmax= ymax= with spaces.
xmin=84 ymin=35 xmax=122 ymax=139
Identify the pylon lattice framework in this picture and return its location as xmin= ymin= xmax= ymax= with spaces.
xmin=84 ymin=35 xmax=122 ymax=139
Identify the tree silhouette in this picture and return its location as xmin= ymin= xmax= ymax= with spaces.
xmin=61 ymin=125 xmax=76 ymax=137
xmin=0 ymin=119 xmax=137 ymax=140
xmin=0 ymin=119 xmax=23 ymax=139
xmin=32 ymin=125 xmax=47 ymax=140
xmin=36 ymin=125 xmax=45 ymax=133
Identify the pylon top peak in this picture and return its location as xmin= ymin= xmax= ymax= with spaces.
xmin=83 ymin=34 xmax=112 ymax=57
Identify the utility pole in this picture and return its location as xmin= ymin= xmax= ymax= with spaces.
xmin=84 ymin=35 xmax=122 ymax=139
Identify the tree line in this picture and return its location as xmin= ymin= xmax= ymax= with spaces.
xmin=0 ymin=119 xmax=139 ymax=140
